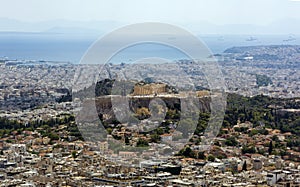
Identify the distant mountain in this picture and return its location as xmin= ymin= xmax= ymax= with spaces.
xmin=44 ymin=27 xmax=101 ymax=35
xmin=0 ymin=18 xmax=123 ymax=34
xmin=0 ymin=18 xmax=37 ymax=32
xmin=224 ymin=45 xmax=300 ymax=54
xmin=0 ymin=18 xmax=300 ymax=35
xmin=177 ymin=19 xmax=300 ymax=35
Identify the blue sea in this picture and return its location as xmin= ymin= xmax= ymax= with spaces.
xmin=0 ymin=32 xmax=299 ymax=64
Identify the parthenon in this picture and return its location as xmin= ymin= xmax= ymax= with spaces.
xmin=133 ymin=83 xmax=166 ymax=95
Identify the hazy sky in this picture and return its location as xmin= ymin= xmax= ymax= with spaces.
xmin=1 ymin=0 xmax=300 ymax=25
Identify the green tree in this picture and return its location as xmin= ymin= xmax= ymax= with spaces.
xmin=225 ymin=136 xmax=238 ymax=146
xmin=125 ymin=136 xmax=130 ymax=145
xmin=207 ymin=155 xmax=215 ymax=162
xmin=156 ymin=127 xmax=164 ymax=135
xmin=136 ymin=138 xmax=149 ymax=147
xmin=150 ymin=133 xmax=161 ymax=143
xmin=48 ymin=132 xmax=59 ymax=141
xmin=242 ymin=146 xmax=256 ymax=154
xmin=182 ymin=147 xmax=194 ymax=158
xmin=242 ymin=161 xmax=247 ymax=171
xmin=176 ymin=146 xmax=196 ymax=158
xmin=106 ymin=128 xmax=113 ymax=134
xmin=268 ymin=141 xmax=273 ymax=155
xmin=71 ymin=151 xmax=77 ymax=158
xmin=197 ymin=151 xmax=206 ymax=159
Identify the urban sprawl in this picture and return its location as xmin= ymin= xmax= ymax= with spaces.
xmin=0 ymin=45 xmax=299 ymax=186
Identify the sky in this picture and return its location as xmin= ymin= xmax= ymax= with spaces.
xmin=0 ymin=0 xmax=299 ymax=25
xmin=0 ymin=0 xmax=300 ymax=34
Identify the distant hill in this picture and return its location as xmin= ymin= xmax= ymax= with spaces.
xmin=44 ymin=27 xmax=100 ymax=35
xmin=1 ymin=18 xmax=300 ymax=35
xmin=224 ymin=45 xmax=300 ymax=54
xmin=223 ymin=45 xmax=300 ymax=62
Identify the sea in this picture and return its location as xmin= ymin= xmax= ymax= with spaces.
xmin=0 ymin=32 xmax=299 ymax=64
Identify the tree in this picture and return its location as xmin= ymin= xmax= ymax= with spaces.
xmin=242 ymin=146 xmax=256 ymax=154
xmin=136 ymin=138 xmax=149 ymax=147
xmin=106 ymin=128 xmax=113 ymax=134
xmin=150 ymin=133 xmax=161 ymax=143
xmin=156 ymin=127 xmax=164 ymax=135
xmin=48 ymin=132 xmax=59 ymax=141
xmin=182 ymin=147 xmax=193 ymax=158
xmin=176 ymin=146 xmax=196 ymax=158
xmin=268 ymin=141 xmax=273 ymax=155
xmin=197 ymin=151 xmax=206 ymax=159
xmin=242 ymin=161 xmax=247 ymax=171
xmin=125 ymin=136 xmax=130 ymax=145
xmin=225 ymin=136 xmax=238 ymax=146
xmin=207 ymin=155 xmax=215 ymax=162
xmin=71 ymin=151 xmax=77 ymax=158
